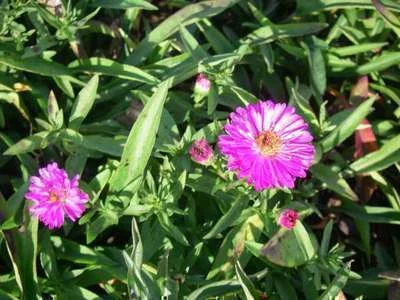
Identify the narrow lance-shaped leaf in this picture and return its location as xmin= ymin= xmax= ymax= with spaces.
xmin=204 ymin=196 xmax=248 ymax=239
xmin=319 ymin=220 xmax=334 ymax=258
xmin=187 ymin=280 xmax=241 ymax=300
xmin=109 ymin=79 xmax=172 ymax=196
xmin=0 ymin=53 xmax=72 ymax=77
xmin=319 ymin=96 xmax=376 ymax=153
xmin=125 ymin=0 xmax=242 ymax=65
xmin=303 ymin=36 xmax=326 ymax=102
xmin=6 ymin=206 xmax=40 ymax=299
xmin=0 ymin=133 xmax=37 ymax=173
xmin=179 ymin=25 xmax=209 ymax=61
xmin=318 ymin=268 xmax=350 ymax=300
xmin=337 ymin=201 xmax=400 ymax=224
xmin=157 ymin=212 xmax=189 ymax=246
xmin=234 ymin=260 xmax=258 ymax=300
xmin=4 ymin=131 xmax=51 ymax=156
xmin=125 ymin=219 xmax=149 ymax=299
xmin=207 ymin=214 xmax=264 ymax=279
xmin=311 ymin=163 xmax=359 ymax=201
xmin=330 ymin=42 xmax=388 ymax=56
xmin=89 ymin=0 xmax=158 ymax=10
xmin=274 ymin=275 xmax=298 ymax=300
xmin=350 ymin=134 xmax=400 ymax=173
xmin=69 ymin=75 xmax=99 ymax=130
xmin=370 ymin=172 xmax=400 ymax=210
xmin=243 ymin=23 xmax=328 ymax=46
xmin=69 ymin=58 xmax=159 ymax=84
xmin=295 ymin=0 xmax=400 ymax=16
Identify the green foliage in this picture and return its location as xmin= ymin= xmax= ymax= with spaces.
xmin=0 ymin=0 xmax=399 ymax=299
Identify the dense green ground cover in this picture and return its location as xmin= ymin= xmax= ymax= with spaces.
xmin=0 ymin=0 xmax=400 ymax=298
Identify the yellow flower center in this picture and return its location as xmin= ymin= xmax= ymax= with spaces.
xmin=255 ymin=130 xmax=281 ymax=156
xmin=48 ymin=191 xmax=66 ymax=203
xmin=48 ymin=191 xmax=59 ymax=203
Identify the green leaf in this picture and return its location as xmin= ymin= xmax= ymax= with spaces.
xmin=370 ymin=172 xmax=400 ymax=210
xmin=69 ymin=57 xmax=159 ymax=84
xmin=179 ymin=25 xmax=209 ymax=61
xmin=4 ymin=131 xmax=50 ymax=156
xmin=61 ymin=129 xmax=124 ymax=157
xmin=337 ymin=201 xmax=400 ymax=224
xmin=234 ymin=260 xmax=258 ymax=300
xmin=109 ymin=79 xmax=171 ymax=196
xmin=196 ymin=20 xmax=235 ymax=54
xmin=333 ymin=52 xmax=400 ymax=76
xmin=125 ymin=0 xmax=241 ymax=65
xmin=69 ymin=75 xmax=99 ymax=130
xmin=0 ymin=54 xmax=71 ymax=77
xmin=58 ymin=285 xmax=100 ymax=300
xmin=53 ymin=76 xmax=75 ymax=98
xmin=303 ymin=36 xmax=326 ymax=101
xmin=1 ymin=206 xmax=39 ymax=299
xmin=287 ymin=82 xmax=320 ymax=134
xmin=229 ymin=86 xmax=258 ymax=105
xmin=0 ymin=133 xmax=37 ymax=173
xmin=354 ymin=52 xmax=400 ymax=75
xmin=123 ymin=251 xmax=149 ymax=298
xmin=311 ymin=163 xmax=359 ymax=201
xmin=319 ymin=220 xmax=334 ymax=258
xmin=295 ymin=0 xmax=400 ymax=15
xmin=207 ymin=214 xmax=263 ymax=279
xmin=207 ymin=84 xmax=218 ymax=115
xmin=187 ymin=280 xmax=241 ymax=300
xmin=89 ymin=0 xmax=158 ymax=10
xmin=40 ymin=231 xmax=60 ymax=282
xmin=262 ymin=222 xmax=317 ymax=267
xmin=350 ymin=134 xmax=400 ymax=173
xmin=157 ymin=212 xmax=189 ymax=246
xmin=0 ymin=183 xmax=28 ymax=229
xmin=244 ymin=23 xmax=328 ymax=46
xmin=204 ymin=197 xmax=248 ymax=239
xmin=130 ymin=217 xmax=143 ymax=269
xmin=319 ymin=96 xmax=376 ymax=153
xmin=86 ymin=210 xmax=119 ymax=243
xmin=331 ymin=42 xmax=388 ymax=56
xmin=125 ymin=219 xmax=149 ymax=298
xmin=318 ymin=268 xmax=350 ymax=300
xmin=274 ymin=275 xmax=298 ymax=300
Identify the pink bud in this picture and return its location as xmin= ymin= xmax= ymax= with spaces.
xmin=278 ymin=209 xmax=299 ymax=230
xmin=194 ymin=73 xmax=211 ymax=94
xmin=189 ymin=138 xmax=214 ymax=165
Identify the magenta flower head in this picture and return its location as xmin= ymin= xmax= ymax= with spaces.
xmin=189 ymin=138 xmax=214 ymax=165
xmin=25 ymin=162 xmax=89 ymax=229
xmin=218 ymin=100 xmax=315 ymax=190
xmin=194 ymin=73 xmax=211 ymax=94
xmin=278 ymin=209 xmax=299 ymax=230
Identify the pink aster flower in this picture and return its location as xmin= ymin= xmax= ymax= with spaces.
xmin=218 ymin=100 xmax=315 ymax=190
xmin=189 ymin=138 xmax=214 ymax=165
xmin=25 ymin=162 xmax=88 ymax=229
xmin=194 ymin=73 xmax=211 ymax=94
xmin=278 ymin=209 xmax=299 ymax=230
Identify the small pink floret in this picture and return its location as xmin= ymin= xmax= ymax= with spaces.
xmin=278 ymin=209 xmax=299 ymax=230
xmin=194 ymin=73 xmax=211 ymax=94
xmin=189 ymin=138 xmax=214 ymax=165
xmin=218 ymin=100 xmax=315 ymax=190
xmin=25 ymin=162 xmax=89 ymax=229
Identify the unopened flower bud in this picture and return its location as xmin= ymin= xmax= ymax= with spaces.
xmin=278 ymin=209 xmax=299 ymax=230
xmin=194 ymin=73 xmax=211 ymax=95
xmin=189 ymin=138 xmax=214 ymax=165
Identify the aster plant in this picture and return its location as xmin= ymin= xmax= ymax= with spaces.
xmin=0 ymin=0 xmax=399 ymax=299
